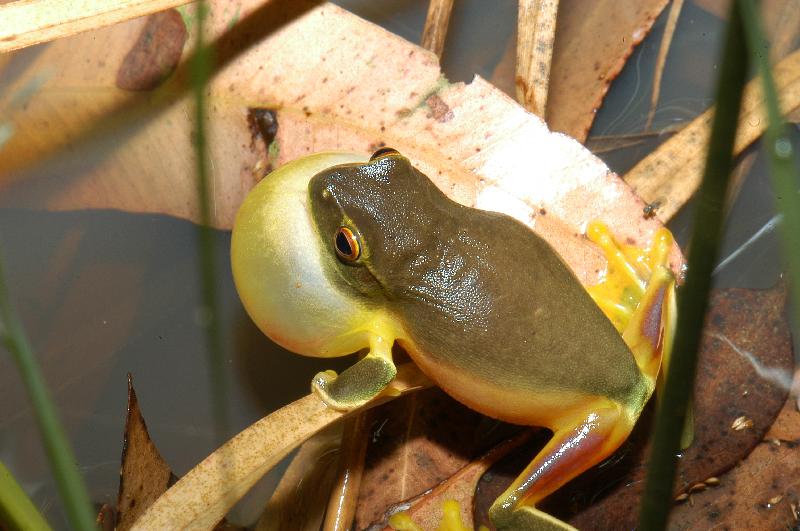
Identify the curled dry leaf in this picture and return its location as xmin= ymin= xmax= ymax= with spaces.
xmin=0 ymin=0 xmax=683 ymax=285
xmin=257 ymin=422 xmax=345 ymax=531
xmin=624 ymin=48 xmax=800 ymax=222
xmin=131 ymin=364 xmax=430 ymax=530
xmin=117 ymin=375 xmax=175 ymax=531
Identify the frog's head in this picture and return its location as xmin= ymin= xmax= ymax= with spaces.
xmin=307 ymin=148 xmax=443 ymax=296
xmin=231 ymin=151 xmax=388 ymax=359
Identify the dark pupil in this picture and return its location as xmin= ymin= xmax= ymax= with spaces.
xmin=336 ymin=231 xmax=353 ymax=257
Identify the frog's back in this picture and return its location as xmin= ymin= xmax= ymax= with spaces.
xmin=393 ymin=207 xmax=647 ymax=426
xmin=382 ymin=180 xmax=647 ymax=427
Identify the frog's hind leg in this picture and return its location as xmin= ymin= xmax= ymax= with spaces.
xmin=489 ymin=401 xmax=636 ymax=530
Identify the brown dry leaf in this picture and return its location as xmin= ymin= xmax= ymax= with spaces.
xmin=0 ymin=0 xmax=683 ymax=285
xmin=117 ymin=375 xmax=175 ymax=530
xmin=376 ymin=432 xmax=536 ymax=531
xmin=624 ymin=48 xmax=800 ymax=222
xmin=546 ymin=0 xmax=669 ymax=141
xmin=558 ymin=285 xmax=795 ymax=529
xmin=668 ymin=406 xmax=800 ymax=529
xmin=354 ymin=389 xmax=491 ymax=528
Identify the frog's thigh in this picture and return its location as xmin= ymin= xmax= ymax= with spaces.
xmin=489 ymin=401 xmax=634 ymax=531
xmin=312 ymin=335 xmax=397 ymax=411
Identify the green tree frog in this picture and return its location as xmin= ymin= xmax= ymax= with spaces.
xmin=230 ymin=149 xmax=676 ymax=530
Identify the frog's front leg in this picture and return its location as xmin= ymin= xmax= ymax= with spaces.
xmin=489 ymin=402 xmax=636 ymax=531
xmin=312 ymin=333 xmax=397 ymax=411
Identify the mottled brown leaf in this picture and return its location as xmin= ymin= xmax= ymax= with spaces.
xmin=669 ymin=406 xmax=800 ymax=530
xmin=117 ymin=375 xmax=174 ymax=531
xmin=378 ymin=432 xmax=537 ymax=531
xmin=354 ymin=389 xmax=488 ymax=528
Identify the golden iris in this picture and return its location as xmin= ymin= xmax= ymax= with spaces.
xmin=335 ymin=226 xmax=361 ymax=262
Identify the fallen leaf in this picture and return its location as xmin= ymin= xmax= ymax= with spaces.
xmin=378 ymin=431 xmax=538 ymax=531
xmin=624 ymin=48 xmax=800 ymax=222
xmin=546 ymin=0 xmax=669 ymax=141
xmin=668 ymin=411 xmax=800 ymax=529
xmin=117 ymin=375 xmax=175 ymax=530
xmin=354 ymin=388 xmax=496 ymax=529
xmin=0 ymin=0 xmax=684 ymax=285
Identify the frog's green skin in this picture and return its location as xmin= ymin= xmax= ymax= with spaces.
xmin=231 ymin=150 xmax=675 ymax=530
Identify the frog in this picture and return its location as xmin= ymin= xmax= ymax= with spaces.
xmin=230 ymin=148 xmax=677 ymax=530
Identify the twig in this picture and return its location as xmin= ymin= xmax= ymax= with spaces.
xmin=515 ymin=0 xmax=559 ymax=118
xmin=421 ymin=0 xmax=454 ymax=58
xmin=0 ymin=0 xmax=193 ymax=53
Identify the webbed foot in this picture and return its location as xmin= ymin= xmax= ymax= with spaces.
xmin=312 ymin=353 xmax=397 ymax=411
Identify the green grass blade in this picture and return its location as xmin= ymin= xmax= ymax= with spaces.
xmin=190 ymin=1 xmax=230 ymax=444
xmin=738 ymin=0 xmax=800 ymax=333
xmin=638 ymin=2 xmax=749 ymax=529
xmin=0 ymin=252 xmax=96 ymax=530
xmin=0 ymin=461 xmax=53 ymax=531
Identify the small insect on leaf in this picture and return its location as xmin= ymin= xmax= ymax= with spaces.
xmin=731 ymin=416 xmax=754 ymax=431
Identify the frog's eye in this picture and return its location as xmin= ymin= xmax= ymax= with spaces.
xmin=370 ymin=147 xmax=400 ymax=160
xmin=335 ymin=226 xmax=361 ymax=262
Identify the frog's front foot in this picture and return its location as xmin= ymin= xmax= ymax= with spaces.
xmin=312 ymin=354 xmax=397 ymax=411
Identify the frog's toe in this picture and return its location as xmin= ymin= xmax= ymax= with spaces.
xmin=489 ymin=504 xmax=576 ymax=531
xmin=311 ymin=355 xmax=397 ymax=411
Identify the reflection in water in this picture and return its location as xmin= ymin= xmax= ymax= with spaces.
xmin=0 ymin=208 xmax=350 ymax=526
